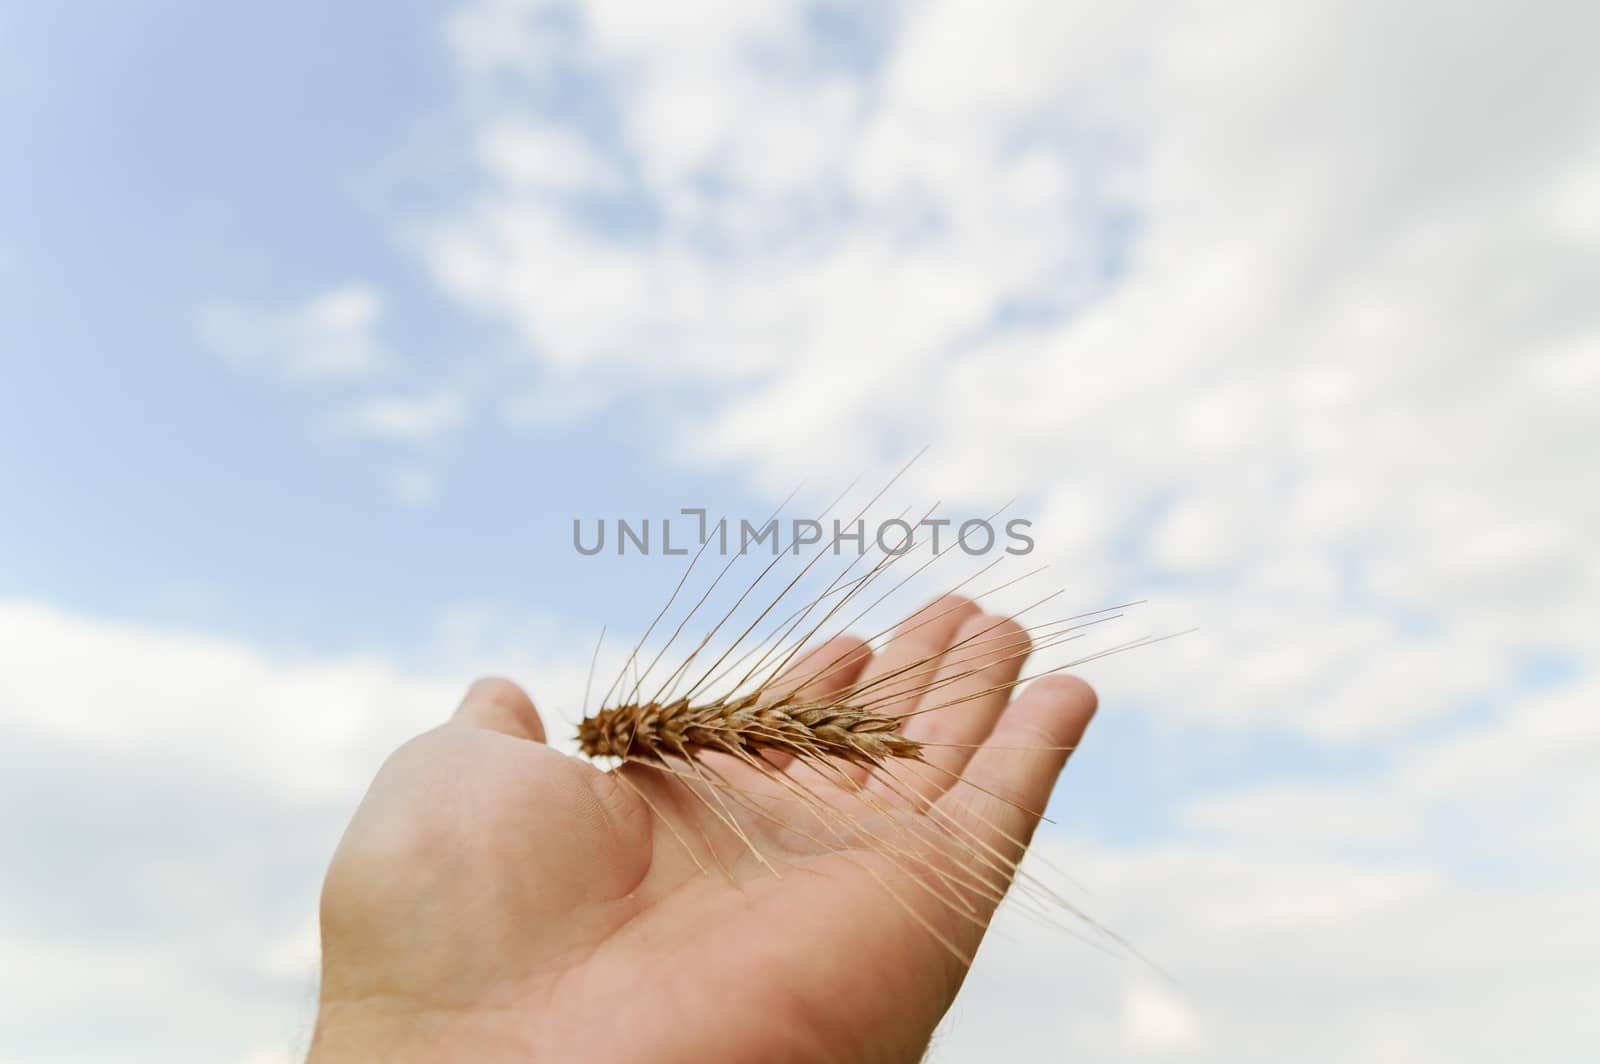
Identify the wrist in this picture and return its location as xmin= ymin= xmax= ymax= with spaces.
xmin=307 ymin=998 xmax=533 ymax=1063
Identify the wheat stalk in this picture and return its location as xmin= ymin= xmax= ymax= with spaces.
xmin=578 ymin=692 xmax=923 ymax=765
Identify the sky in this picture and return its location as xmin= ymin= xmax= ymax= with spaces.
xmin=2 ymin=0 xmax=1597 ymax=1060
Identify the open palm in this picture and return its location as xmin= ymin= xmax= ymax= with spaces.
xmin=311 ymin=596 xmax=1097 ymax=1063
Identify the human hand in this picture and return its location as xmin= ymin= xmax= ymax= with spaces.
xmin=308 ymin=595 xmax=1097 ymax=1063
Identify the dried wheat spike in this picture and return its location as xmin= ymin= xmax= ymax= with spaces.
xmin=577 ymin=691 xmax=923 ymax=766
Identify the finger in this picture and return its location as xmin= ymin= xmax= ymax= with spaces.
xmin=452 ymin=676 xmax=546 ymax=742
xmin=875 ymin=612 xmax=1030 ymax=800
xmin=770 ymin=633 xmax=873 ymax=704
xmin=829 ymin=594 xmax=981 ymax=785
xmin=935 ymin=674 xmax=1096 ymax=859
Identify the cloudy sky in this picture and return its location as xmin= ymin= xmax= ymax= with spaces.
xmin=3 ymin=0 xmax=1597 ymax=1060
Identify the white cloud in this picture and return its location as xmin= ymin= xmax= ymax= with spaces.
xmin=387 ymin=465 xmax=441 ymax=506
xmin=196 ymin=284 xmax=387 ymax=380
xmin=936 ymin=667 xmax=1600 ymax=1062
xmin=1121 ymin=981 xmax=1204 ymax=1054
xmin=6 ymin=598 xmax=1596 ymax=1062
xmin=414 ymin=0 xmax=1599 ymax=742
xmin=0 ymin=598 xmax=600 ymax=1062
xmin=0 ymin=599 xmax=451 ymax=801
xmin=336 ymin=390 xmax=466 ymax=442
xmin=195 ymin=289 xmax=476 ymax=496
xmin=475 ymin=120 xmax=624 ymax=193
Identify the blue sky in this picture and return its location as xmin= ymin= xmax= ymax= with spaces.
xmin=2 ymin=0 xmax=778 ymax=655
xmin=3 ymin=1 xmax=1598 ymax=1061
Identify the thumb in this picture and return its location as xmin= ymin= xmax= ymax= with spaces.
xmin=452 ymin=676 xmax=546 ymax=742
